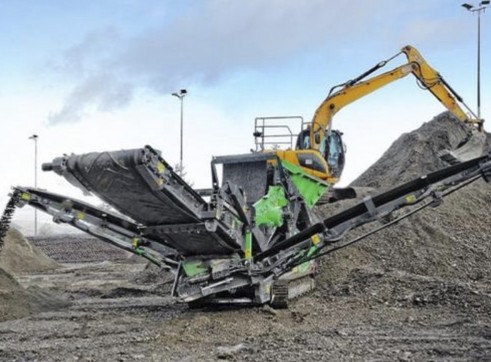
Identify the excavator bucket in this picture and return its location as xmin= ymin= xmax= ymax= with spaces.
xmin=439 ymin=130 xmax=487 ymax=165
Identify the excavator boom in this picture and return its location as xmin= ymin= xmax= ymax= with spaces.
xmin=403 ymin=46 xmax=479 ymax=125
xmin=309 ymin=45 xmax=483 ymax=152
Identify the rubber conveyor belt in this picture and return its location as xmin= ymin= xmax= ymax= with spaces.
xmin=42 ymin=146 xmax=239 ymax=256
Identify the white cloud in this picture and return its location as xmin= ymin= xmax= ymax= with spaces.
xmin=48 ymin=0 xmax=458 ymax=125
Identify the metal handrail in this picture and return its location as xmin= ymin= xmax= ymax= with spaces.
xmin=254 ymin=116 xmax=305 ymax=151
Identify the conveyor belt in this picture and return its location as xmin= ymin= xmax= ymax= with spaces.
xmin=45 ymin=146 xmax=205 ymax=225
xmin=42 ymin=146 xmax=239 ymax=256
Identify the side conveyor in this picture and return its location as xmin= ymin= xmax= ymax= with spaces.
xmin=41 ymin=146 xmax=240 ymax=256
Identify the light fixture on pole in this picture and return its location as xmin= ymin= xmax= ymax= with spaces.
xmin=171 ymin=89 xmax=187 ymax=177
xmin=462 ymin=1 xmax=489 ymax=119
xmin=28 ymin=134 xmax=38 ymax=236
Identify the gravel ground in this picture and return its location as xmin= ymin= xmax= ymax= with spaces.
xmin=0 ymin=261 xmax=490 ymax=361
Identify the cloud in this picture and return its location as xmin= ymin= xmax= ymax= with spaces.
xmin=48 ymin=74 xmax=134 ymax=125
xmin=398 ymin=17 xmax=473 ymax=49
xmin=51 ymin=27 xmax=122 ymax=77
xmin=47 ymin=0 xmax=462 ymax=125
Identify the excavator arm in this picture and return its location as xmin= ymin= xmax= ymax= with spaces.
xmin=309 ymin=45 xmax=483 ymax=150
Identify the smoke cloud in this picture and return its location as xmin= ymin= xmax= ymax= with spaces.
xmin=47 ymin=0 xmax=460 ymax=125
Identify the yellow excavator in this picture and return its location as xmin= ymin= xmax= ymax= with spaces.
xmin=275 ymin=45 xmax=484 ymax=184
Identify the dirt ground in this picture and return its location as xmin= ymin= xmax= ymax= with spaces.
xmin=0 ymin=259 xmax=490 ymax=361
xmin=0 ymin=113 xmax=490 ymax=361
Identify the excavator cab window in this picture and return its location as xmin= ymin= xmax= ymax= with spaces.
xmin=295 ymin=129 xmax=311 ymax=150
xmin=323 ymin=130 xmax=345 ymax=178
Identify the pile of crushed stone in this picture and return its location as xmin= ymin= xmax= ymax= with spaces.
xmin=0 ymin=266 xmax=69 ymax=322
xmin=30 ymin=234 xmax=134 ymax=263
xmin=0 ymin=268 xmax=32 ymax=321
xmin=0 ymin=228 xmax=59 ymax=274
xmin=317 ymin=112 xmax=491 ymax=289
xmin=130 ymin=262 xmax=174 ymax=295
xmin=351 ymin=112 xmax=491 ymax=189
xmin=0 ymin=228 xmax=67 ymax=322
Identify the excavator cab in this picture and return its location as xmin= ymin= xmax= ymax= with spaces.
xmin=252 ymin=116 xmax=346 ymax=181
xmin=296 ymin=128 xmax=345 ymax=179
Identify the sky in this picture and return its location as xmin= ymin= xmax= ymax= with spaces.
xmin=0 ymin=0 xmax=490 ymax=234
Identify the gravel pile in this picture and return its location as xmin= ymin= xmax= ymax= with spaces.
xmin=0 ymin=228 xmax=58 ymax=274
xmin=0 ymin=229 xmax=68 ymax=322
xmin=0 ymin=268 xmax=32 ymax=321
xmin=351 ymin=112 xmax=490 ymax=189
xmin=317 ymin=112 xmax=491 ymax=294
xmin=29 ymin=234 xmax=134 ymax=263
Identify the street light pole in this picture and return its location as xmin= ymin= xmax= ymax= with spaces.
xmin=477 ymin=8 xmax=482 ymax=118
xmin=462 ymin=1 xmax=489 ymax=119
xmin=172 ymin=89 xmax=188 ymax=176
xmin=28 ymin=134 xmax=38 ymax=236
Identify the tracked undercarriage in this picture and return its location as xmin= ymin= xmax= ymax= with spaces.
xmin=2 ymin=144 xmax=490 ymax=308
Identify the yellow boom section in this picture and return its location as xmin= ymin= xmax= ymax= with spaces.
xmin=310 ymin=45 xmax=483 ymax=150
xmin=403 ymin=46 xmax=473 ymax=123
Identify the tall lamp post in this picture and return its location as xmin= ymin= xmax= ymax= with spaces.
xmin=462 ymin=1 xmax=489 ymax=119
xmin=28 ymin=134 xmax=38 ymax=236
xmin=171 ymin=89 xmax=187 ymax=176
